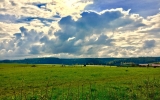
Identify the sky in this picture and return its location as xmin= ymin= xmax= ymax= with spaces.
xmin=0 ymin=0 xmax=160 ymax=60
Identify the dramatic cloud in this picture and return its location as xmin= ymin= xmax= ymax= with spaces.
xmin=0 ymin=0 xmax=160 ymax=59
xmin=0 ymin=0 xmax=92 ymax=36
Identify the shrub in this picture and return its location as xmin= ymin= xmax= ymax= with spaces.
xmin=31 ymin=65 xmax=36 ymax=67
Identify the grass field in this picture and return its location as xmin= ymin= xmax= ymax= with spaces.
xmin=0 ymin=64 xmax=160 ymax=100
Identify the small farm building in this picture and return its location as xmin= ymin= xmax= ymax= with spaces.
xmin=151 ymin=64 xmax=160 ymax=68
xmin=139 ymin=64 xmax=149 ymax=67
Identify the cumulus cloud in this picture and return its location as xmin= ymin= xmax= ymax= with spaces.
xmin=0 ymin=0 xmax=160 ymax=60
xmin=85 ymin=0 xmax=160 ymax=17
xmin=0 ymin=26 xmax=46 ymax=59
xmin=0 ymin=0 xmax=93 ymax=39
xmin=41 ymin=9 xmax=159 ymax=58
xmin=0 ymin=0 xmax=93 ymax=20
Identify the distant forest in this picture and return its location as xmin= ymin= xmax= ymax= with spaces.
xmin=0 ymin=57 xmax=160 ymax=66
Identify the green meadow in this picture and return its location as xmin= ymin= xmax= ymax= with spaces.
xmin=0 ymin=64 xmax=160 ymax=100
